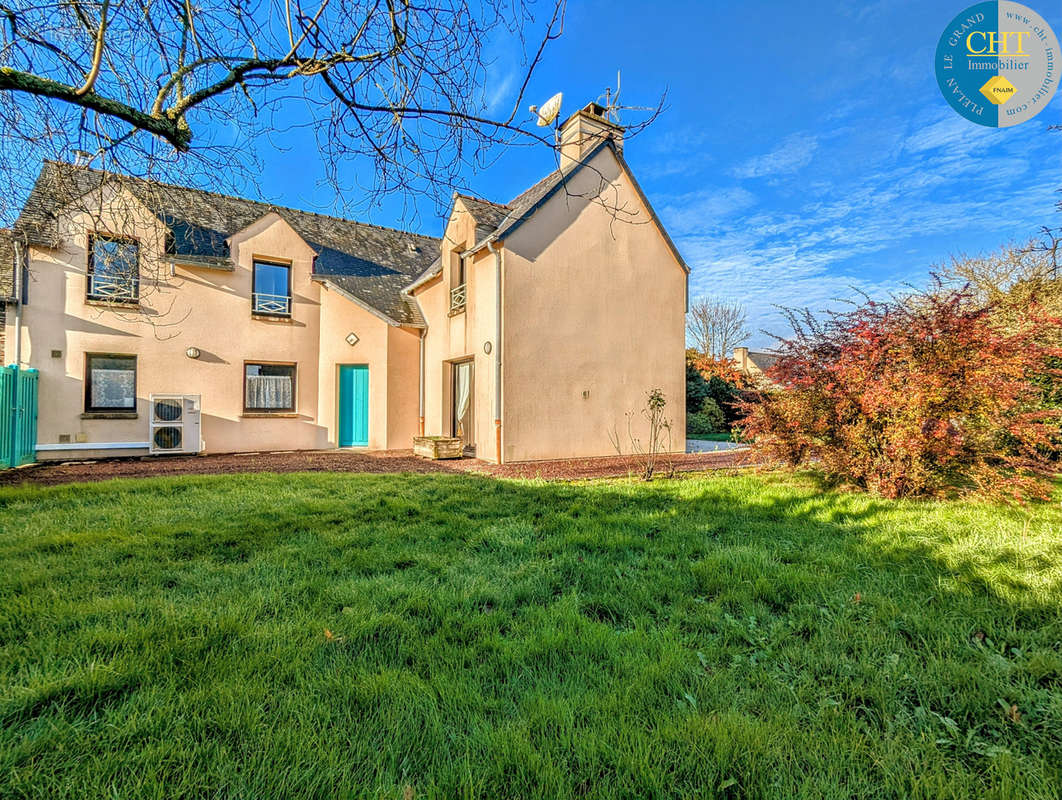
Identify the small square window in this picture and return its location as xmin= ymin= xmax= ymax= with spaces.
xmin=88 ymin=235 xmax=139 ymax=301
xmin=85 ymin=354 xmax=137 ymax=412
xmin=244 ymin=363 xmax=296 ymax=412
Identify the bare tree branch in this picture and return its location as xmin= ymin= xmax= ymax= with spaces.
xmin=0 ymin=0 xmax=662 ymax=229
xmin=687 ymin=296 xmax=750 ymax=358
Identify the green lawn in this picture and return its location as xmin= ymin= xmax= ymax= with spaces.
xmin=1 ymin=471 xmax=1060 ymax=799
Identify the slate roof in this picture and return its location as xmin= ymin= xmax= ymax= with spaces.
xmin=746 ymin=351 xmax=780 ymax=373
xmin=0 ymin=229 xmax=14 ymax=300
xmin=408 ymin=140 xmax=688 ymax=290
xmin=454 ymin=194 xmax=510 ymax=243
xmin=14 ymin=161 xmax=439 ymax=326
xmin=407 ymin=156 xmax=580 ymax=289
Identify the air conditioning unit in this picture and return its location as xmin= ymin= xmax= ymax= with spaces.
xmin=149 ymin=394 xmax=202 ymax=455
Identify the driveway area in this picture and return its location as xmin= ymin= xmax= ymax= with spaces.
xmin=0 ymin=447 xmax=754 ymax=487
xmin=686 ymin=438 xmax=746 ymax=453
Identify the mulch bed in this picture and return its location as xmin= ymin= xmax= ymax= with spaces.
xmin=475 ymin=450 xmax=754 ymax=480
xmin=0 ymin=447 xmax=754 ymax=488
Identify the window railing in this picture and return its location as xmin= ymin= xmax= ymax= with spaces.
xmin=450 ymin=283 xmax=467 ymax=313
xmin=253 ymin=292 xmax=293 ymax=316
xmin=88 ymin=274 xmax=138 ymax=301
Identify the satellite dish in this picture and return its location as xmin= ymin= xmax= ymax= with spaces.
xmin=529 ymin=92 xmax=563 ymax=127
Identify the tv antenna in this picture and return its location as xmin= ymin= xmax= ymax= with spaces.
xmin=599 ymin=71 xmax=652 ymax=124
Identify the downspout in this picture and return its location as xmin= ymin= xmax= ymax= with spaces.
xmin=8 ymin=241 xmax=24 ymax=466
xmin=488 ymin=239 xmax=503 ymax=464
xmin=12 ymin=240 xmax=24 ymax=367
xmin=418 ymin=327 xmax=425 ymax=436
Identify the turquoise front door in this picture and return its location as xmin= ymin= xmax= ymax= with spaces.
xmin=338 ymin=365 xmax=369 ymax=447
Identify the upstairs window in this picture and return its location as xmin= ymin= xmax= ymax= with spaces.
xmin=244 ymin=362 xmax=296 ymax=412
xmin=449 ymin=252 xmax=467 ymax=314
xmin=252 ymin=259 xmax=292 ymax=316
xmin=88 ymin=235 xmax=139 ymax=302
xmin=85 ymin=354 xmax=137 ymax=412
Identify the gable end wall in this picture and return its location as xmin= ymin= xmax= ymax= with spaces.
xmin=500 ymin=147 xmax=686 ymax=462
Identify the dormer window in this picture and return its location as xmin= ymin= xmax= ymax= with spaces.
xmin=88 ymin=234 xmax=139 ymax=302
xmin=252 ymin=259 xmax=292 ymax=317
xmin=449 ymin=251 xmax=467 ymax=314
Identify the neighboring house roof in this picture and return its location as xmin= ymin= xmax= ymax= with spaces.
xmin=407 ymin=140 xmax=689 ymax=292
xmin=14 ymin=161 xmax=439 ymax=327
xmin=0 ymin=229 xmax=14 ymax=300
xmin=745 ymin=351 xmax=780 ymax=373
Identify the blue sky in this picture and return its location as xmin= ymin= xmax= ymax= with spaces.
xmin=242 ymin=0 xmax=1062 ymax=347
xmin=70 ymin=0 xmax=1062 ymax=346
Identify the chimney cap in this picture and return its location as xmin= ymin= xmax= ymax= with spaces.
xmin=560 ymin=102 xmax=623 ymax=132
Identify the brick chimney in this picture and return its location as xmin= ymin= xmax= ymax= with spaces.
xmin=559 ymin=102 xmax=624 ymax=171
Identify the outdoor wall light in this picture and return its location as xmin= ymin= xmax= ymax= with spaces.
xmin=346 ymin=332 xmax=359 ymax=346
xmin=185 ymin=346 xmax=201 ymax=359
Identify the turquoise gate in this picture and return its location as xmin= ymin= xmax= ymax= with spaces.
xmin=1 ymin=366 xmax=39 ymax=468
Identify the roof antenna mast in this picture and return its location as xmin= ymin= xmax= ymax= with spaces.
xmin=599 ymin=70 xmax=651 ymax=124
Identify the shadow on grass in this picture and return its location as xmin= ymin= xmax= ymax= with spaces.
xmin=1 ymin=469 xmax=1060 ymax=798
xmin=3 ymin=468 xmax=1059 ymax=616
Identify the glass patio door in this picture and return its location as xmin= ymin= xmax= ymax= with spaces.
xmin=451 ymin=361 xmax=474 ymax=449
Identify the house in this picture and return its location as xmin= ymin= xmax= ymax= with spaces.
xmin=3 ymin=102 xmax=689 ymax=463
xmin=732 ymin=347 xmax=779 ymax=385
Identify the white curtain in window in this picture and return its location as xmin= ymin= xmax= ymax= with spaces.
xmin=91 ymin=368 xmax=135 ymax=408
xmin=246 ymin=375 xmax=293 ymax=409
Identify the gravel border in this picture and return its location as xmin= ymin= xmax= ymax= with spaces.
xmin=0 ymin=447 xmax=755 ymax=487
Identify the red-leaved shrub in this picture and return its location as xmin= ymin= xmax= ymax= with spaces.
xmin=740 ymin=284 xmax=1060 ymax=501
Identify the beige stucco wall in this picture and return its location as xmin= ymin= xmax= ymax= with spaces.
xmin=5 ymin=186 xmax=419 ymax=458
xmin=499 ymin=147 xmax=687 ymax=462
xmin=315 ymin=284 xmax=419 ymax=451
xmin=415 ymin=151 xmax=687 ymax=464
xmin=417 ymin=197 xmax=500 ymax=460
xmin=386 ymin=324 xmax=422 ymax=447
xmin=6 ymin=153 xmax=685 ymax=465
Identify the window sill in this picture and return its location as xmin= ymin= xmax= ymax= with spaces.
xmin=448 ymin=306 xmax=467 ymax=317
xmin=81 ymin=412 xmax=138 ymax=420
xmin=251 ymin=313 xmax=294 ymax=323
xmin=86 ymin=298 xmax=141 ymax=311
xmin=240 ymin=412 xmax=299 ymax=418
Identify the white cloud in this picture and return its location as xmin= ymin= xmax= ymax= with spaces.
xmin=484 ymin=69 xmax=517 ymax=114
xmin=730 ymin=134 xmax=819 ymax=179
xmin=658 ymin=187 xmax=757 ymax=235
xmin=664 ymin=103 xmax=1061 ymax=348
xmin=902 ymin=112 xmax=998 ymax=154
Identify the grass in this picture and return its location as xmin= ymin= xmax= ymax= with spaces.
xmin=1 ymin=470 xmax=1061 ymax=799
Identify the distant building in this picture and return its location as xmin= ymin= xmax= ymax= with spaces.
xmin=732 ymin=347 xmax=779 ymax=385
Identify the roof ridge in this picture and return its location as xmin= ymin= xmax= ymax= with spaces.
xmin=454 ymin=192 xmax=511 ymax=210
xmin=40 ymin=159 xmax=439 ymax=243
